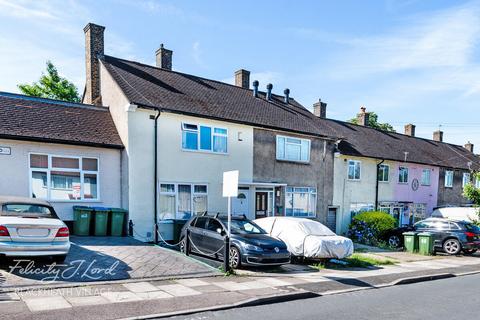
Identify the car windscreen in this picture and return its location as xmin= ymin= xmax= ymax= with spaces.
xmin=1 ymin=204 xmax=58 ymax=218
xmin=220 ymin=218 xmax=266 ymax=235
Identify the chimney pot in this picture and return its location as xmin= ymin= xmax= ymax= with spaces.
xmin=266 ymin=83 xmax=273 ymax=101
xmin=433 ymin=130 xmax=444 ymax=142
xmin=357 ymin=106 xmax=370 ymax=126
xmin=404 ymin=124 xmax=416 ymax=137
xmin=313 ymin=99 xmax=327 ymax=118
xmin=465 ymin=141 xmax=474 ymax=153
xmin=283 ymin=88 xmax=290 ymax=104
xmin=84 ymin=22 xmax=105 ymax=106
xmin=235 ymin=69 xmax=250 ymax=89
xmin=252 ymin=80 xmax=259 ymax=97
xmin=155 ymin=43 xmax=173 ymax=70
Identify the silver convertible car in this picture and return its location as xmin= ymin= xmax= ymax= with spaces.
xmin=0 ymin=196 xmax=70 ymax=262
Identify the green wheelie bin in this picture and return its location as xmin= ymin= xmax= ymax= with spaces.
xmin=93 ymin=207 xmax=109 ymax=236
xmin=110 ymin=208 xmax=127 ymax=236
xmin=73 ymin=206 xmax=94 ymax=236
xmin=418 ymin=232 xmax=434 ymax=255
xmin=403 ymin=231 xmax=419 ymax=253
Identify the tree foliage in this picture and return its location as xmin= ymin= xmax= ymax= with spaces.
xmin=348 ymin=112 xmax=396 ymax=132
xmin=18 ymin=61 xmax=80 ymax=103
xmin=463 ymin=172 xmax=480 ymax=224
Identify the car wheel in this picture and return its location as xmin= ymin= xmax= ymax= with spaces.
xmin=229 ymin=246 xmax=241 ymax=269
xmin=463 ymin=249 xmax=477 ymax=255
xmin=51 ymin=255 xmax=67 ymax=264
xmin=443 ymin=239 xmax=462 ymax=255
xmin=388 ymin=235 xmax=401 ymax=248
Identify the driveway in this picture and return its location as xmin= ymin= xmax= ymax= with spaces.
xmin=0 ymin=236 xmax=218 ymax=289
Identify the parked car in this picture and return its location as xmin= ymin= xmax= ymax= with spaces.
xmin=430 ymin=207 xmax=478 ymax=223
xmin=382 ymin=225 xmax=415 ymax=248
xmin=414 ymin=218 xmax=480 ymax=255
xmin=179 ymin=214 xmax=290 ymax=268
xmin=254 ymin=217 xmax=354 ymax=260
xmin=0 ymin=196 xmax=70 ymax=262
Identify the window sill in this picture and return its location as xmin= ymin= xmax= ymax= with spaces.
xmin=49 ymin=199 xmax=102 ymax=203
xmin=347 ymin=179 xmax=361 ymax=182
xmin=379 ymin=181 xmax=389 ymax=183
xmin=182 ymin=148 xmax=228 ymax=156
xmin=398 ymin=182 xmax=409 ymax=185
xmin=276 ymin=159 xmax=310 ymax=165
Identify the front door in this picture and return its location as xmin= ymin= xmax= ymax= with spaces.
xmin=255 ymin=192 xmax=268 ymax=219
xmin=326 ymin=208 xmax=337 ymax=233
xmin=232 ymin=190 xmax=249 ymax=217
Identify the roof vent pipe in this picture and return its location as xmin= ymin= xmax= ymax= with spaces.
xmin=266 ymin=83 xmax=273 ymax=101
xmin=252 ymin=80 xmax=259 ymax=97
xmin=284 ymin=88 xmax=290 ymax=104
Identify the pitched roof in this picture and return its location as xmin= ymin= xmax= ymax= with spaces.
xmin=0 ymin=92 xmax=123 ymax=149
xmin=100 ymin=55 xmax=338 ymax=138
xmin=319 ymin=118 xmax=480 ymax=170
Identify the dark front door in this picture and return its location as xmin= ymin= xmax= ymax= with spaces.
xmin=255 ymin=192 xmax=268 ymax=219
xmin=327 ymin=208 xmax=337 ymax=232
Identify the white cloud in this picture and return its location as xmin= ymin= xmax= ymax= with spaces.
xmin=191 ymin=41 xmax=205 ymax=68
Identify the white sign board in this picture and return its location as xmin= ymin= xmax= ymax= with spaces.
xmin=0 ymin=147 xmax=11 ymax=155
xmin=222 ymin=170 xmax=239 ymax=198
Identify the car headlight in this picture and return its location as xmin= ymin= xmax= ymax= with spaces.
xmin=244 ymin=244 xmax=263 ymax=252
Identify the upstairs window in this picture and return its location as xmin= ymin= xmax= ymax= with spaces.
xmin=462 ymin=173 xmax=471 ymax=188
xmin=276 ymin=136 xmax=310 ymax=162
xmin=182 ymin=123 xmax=228 ymax=153
xmin=398 ymin=167 xmax=409 ymax=184
xmin=377 ymin=164 xmax=389 ymax=182
xmin=348 ymin=160 xmax=361 ymax=180
xmin=421 ymin=169 xmax=431 ymax=186
xmin=445 ymin=170 xmax=454 ymax=188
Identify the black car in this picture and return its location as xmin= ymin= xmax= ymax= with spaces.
xmin=383 ymin=225 xmax=415 ymax=248
xmin=179 ymin=215 xmax=290 ymax=268
xmin=413 ymin=218 xmax=480 ymax=255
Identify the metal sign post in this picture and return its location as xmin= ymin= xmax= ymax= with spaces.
xmin=222 ymin=170 xmax=239 ymax=272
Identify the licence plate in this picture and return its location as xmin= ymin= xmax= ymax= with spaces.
xmin=17 ymin=228 xmax=50 ymax=237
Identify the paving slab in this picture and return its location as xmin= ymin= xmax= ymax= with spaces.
xmin=23 ymin=296 xmax=72 ymax=312
xmin=66 ymin=295 xmax=110 ymax=307
xmin=155 ymin=284 xmax=201 ymax=297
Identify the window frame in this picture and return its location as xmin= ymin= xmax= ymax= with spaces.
xmin=445 ymin=170 xmax=454 ymax=188
xmin=347 ymin=160 xmax=361 ymax=181
xmin=276 ymin=135 xmax=311 ymax=163
xmin=398 ymin=166 xmax=409 ymax=184
xmin=28 ymin=153 xmax=100 ymax=202
xmin=421 ymin=169 xmax=431 ymax=186
xmin=284 ymin=186 xmax=317 ymax=218
xmin=158 ymin=182 xmax=209 ymax=220
xmin=377 ymin=164 xmax=389 ymax=182
xmin=462 ymin=172 xmax=471 ymax=188
xmin=181 ymin=122 xmax=228 ymax=154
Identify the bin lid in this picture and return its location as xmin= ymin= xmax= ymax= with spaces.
xmin=417 ymin=232 xmax=432 ymax=236
xmin=402 ymin=231 xmax=418 ymax=235
xmin=110 ymin=208 xmax=128 ymax=213
xmin=73 ymin=206 xmax=94 ymax=211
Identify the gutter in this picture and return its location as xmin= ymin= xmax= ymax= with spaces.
xmin=153 ymin=110 xmax=161 ymax=244
xmin=375 ymin=159 xmax=385 ymax=210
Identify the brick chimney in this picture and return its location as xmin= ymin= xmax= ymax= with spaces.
xmin=357 ymin=106 xmax=370 ymax=126
xmin=84 ymin=23 xmax=105 ymax=105
xmin=313 ymin=99 xmax=327 ymax=118
xmin=155 ymin=44 xmax=172 ymax=70
xmin=235 ymin=69 xmax=250 ymax=89
xmin=404 ymin=124 xmax=416 ymax=137
xmin=433 ymin=130 xmax=443 ymax=142
xmin=465 ymin=141 xmax=474 ymax=153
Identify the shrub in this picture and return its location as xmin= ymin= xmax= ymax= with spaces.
xmin=347 ymin=211 xmax=396 ymax=245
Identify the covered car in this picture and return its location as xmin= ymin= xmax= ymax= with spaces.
xmin=253 ymin=217 xmax=354 ymax=259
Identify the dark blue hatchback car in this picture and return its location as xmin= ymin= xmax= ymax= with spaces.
xmin=179 ymin=215 xmax=290 ymax=268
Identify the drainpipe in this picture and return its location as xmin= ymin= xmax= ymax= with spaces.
xmin=153 ymin=110 xmax=161 ymax=244
xmin=375 ymin=159 xmax=385 ymax=211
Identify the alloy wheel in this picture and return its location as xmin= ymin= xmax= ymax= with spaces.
xmin=229 ymin=247 xmax=240 ymax=268
xmin=443 ymin=239 xmax=461 ymax=255
xmin=388 ymin=235 xmax=401 ymax=248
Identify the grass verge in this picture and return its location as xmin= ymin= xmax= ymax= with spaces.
xmin=311 ymin=253 xmax=396 ymax=270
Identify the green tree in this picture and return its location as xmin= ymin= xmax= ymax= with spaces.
xmin=18 ymin=61 xmax=80 ymax=103
xmin=348 ymin=111 xmax=396 ymax=132
xmin=463 ymin=172 xmax=480 ymax=224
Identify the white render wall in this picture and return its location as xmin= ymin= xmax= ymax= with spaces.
xmin=0 ymin=139 xmax=122 ymax=220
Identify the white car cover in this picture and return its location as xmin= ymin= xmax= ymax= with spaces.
xmin=254 ymin=217 xmax=354 ymax=259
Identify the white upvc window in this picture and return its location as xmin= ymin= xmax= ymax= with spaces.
xmin=285 ymin=187 xmax=316 ymax=217
xmin=445 ymin=170 xmax=454 ymax=188
xmin=276 ymin=135 xmax=310 ymax=162
xmin=421 ymin=169 xmax=431 ymax=186
xmin=462 ymin=173 xmax=471 ymax=188
xmin=159 ymin=183 xmax=208 ymax=220
xmin=348 ymin=160 xmax=361 ymax=180
xmin=181 ymin=123 xmax=228 ymax=154
xmin=378 ymin=164 xmax=389 ymax=182
xmin=29 ymin=154 xmax=99 ymax=201
xmin=398 ymin=166 xmax=409 ymax=184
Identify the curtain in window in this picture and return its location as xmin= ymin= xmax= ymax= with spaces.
xmin=177 ymin=184 xmax=192 ymax=219
xmin=213 ymin=133 xmax=227 ymax=153
xmin=50 ymin=171 xmax=81 ymax=200
xmin=277 ymin=137 xmax=285 ymax=159
xmin=84 ymin=174 xmax=98 ymax=199
xmin=159 ymin=194 xmax=175 ymax=220
xmin=193 ymin=195 xmax=207 ymax=216
xmin=301 ymin=140 xmax=309 ymax=161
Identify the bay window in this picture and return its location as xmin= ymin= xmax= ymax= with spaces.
xmin=182 ymin=123 xmax=228 ymax=153
xmin=276 ymin=135 xmax=310 ymax=162
xmin=29 ymin=154 xmax=99 ymax=201
xmin=159 ymin=183 xmax=208 ymax=220
xmin=285 ymin=187 xmax=316 ymax=217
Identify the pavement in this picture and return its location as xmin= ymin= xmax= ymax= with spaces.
xmin=168 ymin=273 xmax=480 ymax=320
xmin=1 ymin=249 xmax=480 ymax=319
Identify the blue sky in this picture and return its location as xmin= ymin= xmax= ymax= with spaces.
xmin=1 ymin=0 xmax=480 ymax=149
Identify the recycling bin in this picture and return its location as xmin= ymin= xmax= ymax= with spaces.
xmin=73 ymin=206 xmax=93 ymax=236
xmin=403 ymin=231 xmax=419 ymax=253
xmin=418 ymin=232 xmax=434 ymax=255
xmin=93 ymin=207 xmax=109 ymax=236
xmin=110 ymin=208 xmax=127 ymax=236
